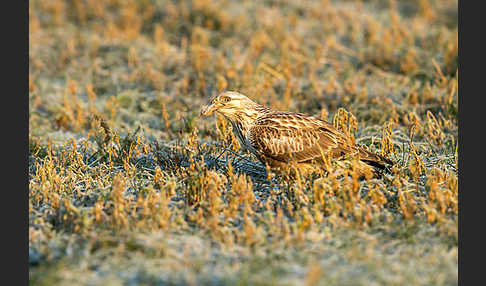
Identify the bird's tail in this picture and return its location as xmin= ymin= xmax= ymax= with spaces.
xmin=357 ymin=147 xmax=393 ymax=171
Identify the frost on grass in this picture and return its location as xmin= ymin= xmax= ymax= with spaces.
xmin=30 ymin=0 xmax=457 ymax=285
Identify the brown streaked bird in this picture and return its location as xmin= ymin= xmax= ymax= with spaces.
xmin=200 ymin=91 xmax=393 ymax=177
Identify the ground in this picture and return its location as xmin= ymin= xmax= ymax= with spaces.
xmin=29 ymin=0 xmax=458 ymax=285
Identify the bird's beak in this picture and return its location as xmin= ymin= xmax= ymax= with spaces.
xmin=200 ymin=103 xmax=218 ymax=116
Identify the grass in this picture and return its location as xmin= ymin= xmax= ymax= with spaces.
xmin=29 ymin=0 xmax=458 ymax=285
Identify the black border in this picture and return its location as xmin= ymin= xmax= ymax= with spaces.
xmin=458 ymin=0 xmax=479 ymax=285
xmin=9 ymin=0 xmax=29 ymax=285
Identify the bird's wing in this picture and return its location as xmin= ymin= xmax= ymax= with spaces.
xmin=248 ymin=112 xmax=356 ymax=164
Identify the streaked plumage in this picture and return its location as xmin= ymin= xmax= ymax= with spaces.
xmin=200 ymin=91 xmax=393 ymax=177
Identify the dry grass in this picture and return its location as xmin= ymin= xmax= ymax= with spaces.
xmin=29 ymin=0 xmax=457 ymax=285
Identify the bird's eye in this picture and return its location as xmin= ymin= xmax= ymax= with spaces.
xmin=220 ymin=96 xmax=231 ymax=103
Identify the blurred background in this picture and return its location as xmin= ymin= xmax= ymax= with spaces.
xmin=29 ymin=0 xmax=457 ymax=141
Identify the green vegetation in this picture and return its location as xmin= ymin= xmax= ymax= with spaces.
xmin=29 ymin=0 xmax=458 ymax=285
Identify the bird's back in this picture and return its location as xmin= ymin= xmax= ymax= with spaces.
xmin=247 ymin=110 xmax=392 ymax=172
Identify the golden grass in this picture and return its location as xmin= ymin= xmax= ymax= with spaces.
xmin=29 ymin=0 xmax=457 ymax=284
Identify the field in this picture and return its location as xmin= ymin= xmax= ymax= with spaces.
xmin=29 ymin=0 xmax=458 ymax=285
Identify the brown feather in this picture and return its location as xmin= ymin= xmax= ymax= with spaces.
xmin=200 ymin=91 xmax=393 ymax=176
xmin=249 ymin=112 xmax=357 ymax=166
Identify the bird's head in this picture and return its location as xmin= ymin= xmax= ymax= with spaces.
xmin=200 ymin=91 xmax=261 ymax=122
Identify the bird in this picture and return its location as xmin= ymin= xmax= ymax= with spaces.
xmin=200 ymin=91 xmax=393 ymax=178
